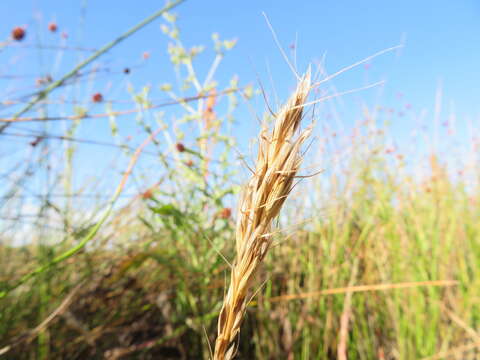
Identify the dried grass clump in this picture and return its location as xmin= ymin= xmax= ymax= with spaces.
xmin=214 ymin=71 xmax=313 ymax=359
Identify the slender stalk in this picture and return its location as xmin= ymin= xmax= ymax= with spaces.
xmin=0 ymin=0 xmax=186 ymax=134
xmin=0 ymin=128 xmax=161 ymax=299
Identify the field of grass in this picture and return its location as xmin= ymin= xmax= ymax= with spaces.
xmin=1 ymin=5 xmax=480 ymax=360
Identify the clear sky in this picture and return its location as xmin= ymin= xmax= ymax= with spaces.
xmin=1 ymin=0 xmax=480 ymax=200
xmin=2 ymin=1 xmax=479 ymax=114
xmin=2 ymin=1 xmax=480 ymax=128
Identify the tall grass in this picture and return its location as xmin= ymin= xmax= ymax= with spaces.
xmin=2 ymin=121 xmax=479 ymax=359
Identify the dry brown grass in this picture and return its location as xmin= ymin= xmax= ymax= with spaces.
xmin=213 ymin=71 xmax=313 ymax=359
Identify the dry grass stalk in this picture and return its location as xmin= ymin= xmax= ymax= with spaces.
xmin=213 ymin=71 xmax=312 ymax=360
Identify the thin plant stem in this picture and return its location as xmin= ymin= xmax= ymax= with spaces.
xmin=0 ymin=0 xmax=186 ymax=134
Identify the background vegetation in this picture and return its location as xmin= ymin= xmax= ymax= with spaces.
xmin=1 ymin=3 xmax=479 ymax=360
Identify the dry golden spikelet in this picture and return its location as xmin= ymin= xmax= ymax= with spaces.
xmin=213 ymin=70 xmax=312 ymax=360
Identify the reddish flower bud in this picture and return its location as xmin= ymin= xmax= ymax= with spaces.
xmin=176 ymin=143 xmax=185 ymax=152
xmin=141 ymin=189 xmax=153 ymax=200
xmin=48 ymin=22 xmax=58 ymax=32
xmin=92 ymin=92 xmax=103 ymax=103
xmin=12 ymin=27 xmax=26 ymax=41
xmin=219 ymin=207 xmax=232 ymax=219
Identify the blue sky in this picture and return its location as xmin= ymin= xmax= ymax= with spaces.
xmin=2 ymin=1 xmax=479 ymax=127
xmin=2 ymin=1 xmax=479 ymax=115
xmin=1 ymin=0 xmax=480 ymax=200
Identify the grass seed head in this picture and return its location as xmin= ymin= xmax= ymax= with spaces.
xmin=213 ymin=71 xmax=312 ymax=360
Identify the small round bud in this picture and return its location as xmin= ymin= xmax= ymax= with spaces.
xmin=176 ymin=143 xmax=185 ymax=152
xmin=92 ymin=92 xmax=103 ymax=103
xmin=12 ymin=27 xmax=26 ymax=41
xmin=48 ymin=22 xmax=58 ymax=32
xmin=219 ymin=207 xmax=232 ymax=219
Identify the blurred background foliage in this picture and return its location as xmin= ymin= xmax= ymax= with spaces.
xmin=1 ymin=3 xmax=479 ymax=360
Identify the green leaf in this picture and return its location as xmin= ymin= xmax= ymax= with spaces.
xmin=150 ymin=204 xmax=186 ymax=227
